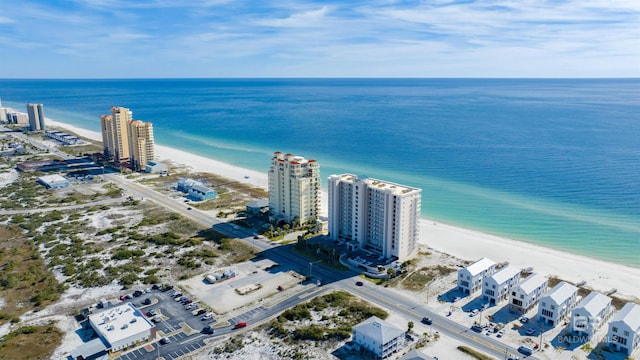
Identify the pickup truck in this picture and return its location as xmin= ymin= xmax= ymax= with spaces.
xmin=233 ymin=321 xmax=247 ymax=329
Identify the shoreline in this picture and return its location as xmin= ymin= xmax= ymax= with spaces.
xmin=20 ymin=114 xmax=640 ymax=299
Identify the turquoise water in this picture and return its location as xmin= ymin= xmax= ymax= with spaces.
xmin=1 ymin=79 xmax=638 ymax=267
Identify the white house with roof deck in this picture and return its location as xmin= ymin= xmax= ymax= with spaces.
xmin=570 ymin=291 xmax=613 ymax=342
xmin=537 ymin=281 xmax=578 ymax=326
xmin=88 ymin=302 xmax=156 ymax=352
xmin=457 ymin=257 xmax=497 ymax=295
xmin=509 ymin=273 xmax=548 ymax=314
xmin=482 ymin=265 xmax=521 ymax=305
xmin=352 ymin=316 xmax=406 ymax=360
xmin=607 ymin=302 xmax=640 ymax=356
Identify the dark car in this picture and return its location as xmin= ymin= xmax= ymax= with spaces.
xmin=355 ymin=281 xmax=364 ymax=286
xmin=196 ymin=309 xmax=206 ymax=316
xmin=471 ymin=324 xmax=483 ymax=333
xmin=202 ymin=326 xmax=215 ymax=334
xmin=421 ymin=317 xmax=433 ymax=325
xmin=143 ymin=298 xmax=152 ymax=305
xmin=133 ymin=290 xmax=143 ymax=297
xmin=187 ymin=207 xmax=192 ymax=210
xmin=160 ymin=337 xmax=171 ymax=344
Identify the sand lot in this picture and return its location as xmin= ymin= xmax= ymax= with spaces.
xmin=178 ymin=258 xmax=304 ymax=314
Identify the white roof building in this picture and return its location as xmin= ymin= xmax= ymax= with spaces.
xmin=352 ymin=316 xmax=406 ymax=359
xmin=509 ymin=273 xmax=548 ymax=314
xmin=457 ymin=257 xmax=497 ymax=295
xmin=608 ymin=302 xmax=640 ymax=356
xmin=571 ymin=291 xmax=613 ymax=342
xmin=482 ymin=265 xmax=521 ymax=305
xmin=88 ymin=302 xmax=156 ymax=352
xmin=38 ymin=174 xmax=70 ymax=189
xmin=328 ymin=174 xmax=421 ymax=261
xmin=538 ymin=281 xmax=578 ymax=326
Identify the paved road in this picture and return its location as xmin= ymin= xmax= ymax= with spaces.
xmin=5 ymin=130 xmax=533 ymax=359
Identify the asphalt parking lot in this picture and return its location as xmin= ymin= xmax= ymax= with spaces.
xmin=110 ymin=287 xmax=218 ymax=360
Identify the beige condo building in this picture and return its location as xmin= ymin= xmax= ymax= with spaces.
xmin=101 ymin=106 xmax=132 ymax=163
xmin=268 ymin=152 xmax=320 ymax=224
xmin=127 ymin=120 xmax=155 ymax=172
xmin=101 ymin=106 xmax=154 ymax=171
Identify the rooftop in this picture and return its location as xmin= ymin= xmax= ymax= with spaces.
xmin=353 ymin=316 xmax=405 ymax=344
xmin=488 ymin=265 xmax=520 ymax=284
xmin=518 ymin=273 xmax=547 ymax=294
xmin=612 ymin=302 xmax=640 ymax=330
xmin=544 ymin=281 xmax=578 ymax=305
xmin=89 ymin=303 xmax=154 ymax=346
xmin=575 ymin=291 xmax=611 ymax=318
xmin=463 ymin=257 xmax=496 ymax=277
xmin=38 ymin=174 xmax=68 ymax=184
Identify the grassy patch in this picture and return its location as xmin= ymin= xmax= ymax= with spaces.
xmin=399 ymin=265 xmax=456 ymax=291
xmin=268 ymin=291 xmax=388 ymax=343
xmin=0 ymin=226 xmax=66 ymax=323
xmin=0 ymin=324 xmax=63 ymax=359
xmin=457 ymin=346 xmax=494 ymax=360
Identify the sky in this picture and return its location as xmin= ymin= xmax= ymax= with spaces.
xmin=0 ymin=0 xmax=639 ymax=78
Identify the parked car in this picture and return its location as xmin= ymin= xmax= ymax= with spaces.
xmin=143 ymin=298 xmax=152 ymax=305
xmin=421 ymin=317 xmax=432 ymax=325
xmin=146 ymin=310 xmax=157 ymax=317
xmin=471 ymin=324 xmax=483 ymax=333
xmin=520 ymin=316 xmax=529 ymax=323
xmin=233 ymin=321 xmax=247 ymax=329
xmin=133 ymin=290 xmax=143 ymax=297
xmin=518 ymin=345 xmax=533 ymax=356
xmin=202 ymin=326 xmax=215 ymax=334
xmin=277 ymin=285 xmax=285 ymax=291
xmin=525 ymin=328 xmax=536 ymax=336
xmin=160 ymin=337 xmax=171 ymax=345
xmin=355 ymin=281 xmax=364 ymax=286
xmin=201 ymin=312 xmax=214 ymax=321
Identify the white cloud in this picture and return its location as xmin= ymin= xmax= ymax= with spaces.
xmin=256 ymin=6 xmax=331 ymax=27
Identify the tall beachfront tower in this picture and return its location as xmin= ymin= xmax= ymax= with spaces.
xmin=327 ymin=174 xmax=421 ymax=262
xmin=26 ymin=103 xmax=45 ymax=131
xmin=268 ymin=152 xmax=320 ymax=224
xmin=100 ymin=106 xmax=132 ymax=163
xmin=127 ymin=120 xmax=155 ymax=172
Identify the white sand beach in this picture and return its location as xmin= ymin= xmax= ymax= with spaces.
xmin=43 ymin=116 xmax=640 ymax=299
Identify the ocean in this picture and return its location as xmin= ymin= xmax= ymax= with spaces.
xmin=1 ymin=78 xmax=638 ymax=267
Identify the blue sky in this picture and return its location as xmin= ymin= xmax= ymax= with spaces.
xmin=0 ymin=0 xmax=638 ymax=78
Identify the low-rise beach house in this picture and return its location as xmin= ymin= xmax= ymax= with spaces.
xmin=457 ymin=258 xmax=497 ymax=295
xmin=482 ymin=265 xmax=521 ymax=305
xmin=537 ymin=281 xmax=578 ymax=326
xmin=607 ymin=302 xmax=640 ymax=356
xmin=509 ymin=273 xmax=548 ymax=314
xmin=571 ymin=291 xmax=613 ymax=342
xmin=352 ymin=316 xmax=406 ymax=360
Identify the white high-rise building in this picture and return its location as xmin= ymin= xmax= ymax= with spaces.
xmin=268 ymin=152 xmax=320 ymax=224
xmin=328 ymin=174 xmax=421 ymax=261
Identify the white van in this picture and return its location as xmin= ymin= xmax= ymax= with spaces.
xmin=517 ymin=345 xmax=533 ymax=356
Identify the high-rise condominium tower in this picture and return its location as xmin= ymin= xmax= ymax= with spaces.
xmin=101 ymin=106 xmax=132 ymax=163
xmin=327 ymin=174 xmax=421 ymax=261
xmin=26 ymin=103 xmax=45 ymax=131
xmin=127 ymin=120 xmax=155 ymax=172
xmin=268 ymin=152 xmax=320 ymax=224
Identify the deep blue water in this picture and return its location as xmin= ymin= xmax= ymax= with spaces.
xmin=1 ymin=78 xmax=638 ymax=267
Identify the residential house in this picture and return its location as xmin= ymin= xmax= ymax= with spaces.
xmin=457 ymin=258 xmax=497 ymax=295
xmin=607 ymin=302 xmax=640 ymax=356
xmin=571 ymin=291 xmax=613 ymax=342
xmin=537 ymin=281 xmax=578 ymax=326
xmin=482 ymin=265 xmax=521 ymax=305
xmin=509 ymin=273 xmax=548 ymax=314
xmin=352 ymin=316 xmax=406 ymax=360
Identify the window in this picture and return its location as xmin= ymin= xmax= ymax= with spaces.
xmin=551 ymin=305 xmax=556 ymax=310
xmin=612 ymin=326 xmax=618 ymax=332
xmin=542 ymin=309 xmax=553 ymax=318
xmin=541 ymin=302 xmax=547 ymax=307
xmin=624 ymin=330 xmax=629 ymax=336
